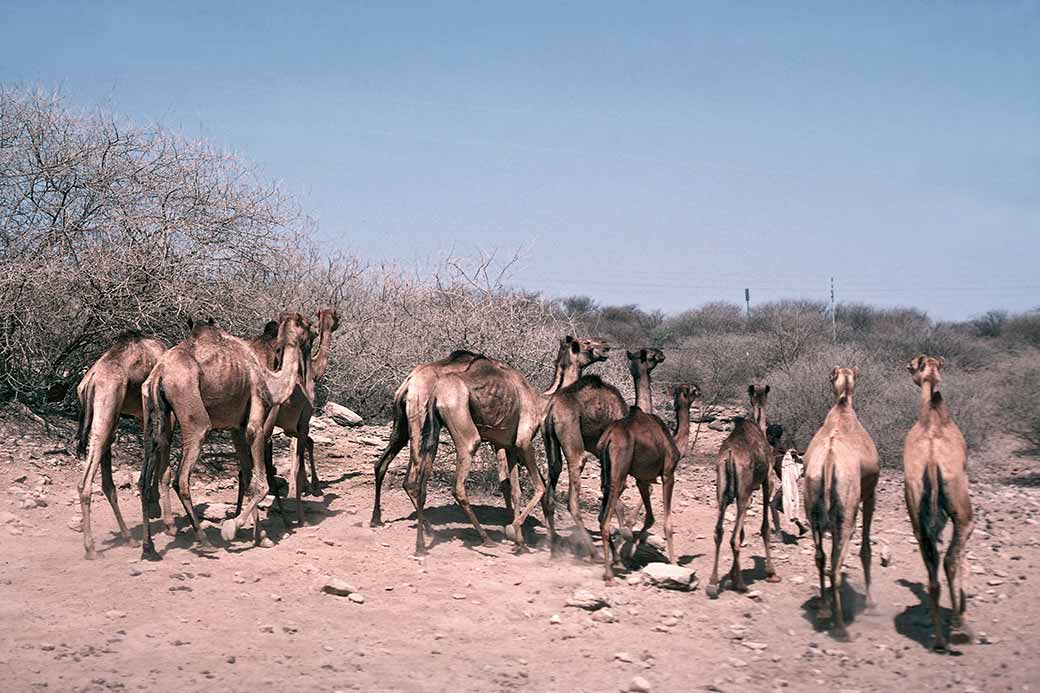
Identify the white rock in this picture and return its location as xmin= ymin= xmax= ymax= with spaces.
xmin=322 ymin=578 xmax=357 ymax=597
xmin=640 ymin=563 xmax=697 ymax=591
xmin=591 ymin=608 xmax=617 ymax=624
xmin=566 ymin=590 xmax=609 ymax=611
xmin=348 ymin=593 xmax=365 ymax=604
xmin=324 ymin=402 xmax=363 ymax=427
xmin=549 ymin=614 xmax=561 ymax=625
xmin=629 ymin=675 xmax=652 ymax=692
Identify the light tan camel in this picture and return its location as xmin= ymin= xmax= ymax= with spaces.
xmin=596 ymin=351 xmax=697 ymax=582
xmin=803 ymin=367 xmax=880 ymax=639
xmin=74 ymin=331 xmax=168 ymax=559
xmin=370 ymin=337 xmax=607 ymax=554
xmin=137 ymin=313 xmax=312 ymax=560
xmin=543 ymin=347 xmax=664 ymax=558
xmin=246 ymin=308 xmax=339 ymax=527
xmin=903 ymin=354 xmax=974 ymax=652
xmin=706 ymin=384 xmax=780 ymax=596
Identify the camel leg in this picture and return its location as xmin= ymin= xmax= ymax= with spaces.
xmin=221 ymin=423 xmax=271 ymax=546
xmin=159 ymin=459 xmax=175 ymax=537
xmin=598 ymin=467 xmax=626 ymax=584
xmin=77 ymin=439 xmax=105 ymax=560
xmin=770 ymin=486 xmax=784 ymax=541
xmin=861 ymin=490 xmax=877 ymax=609
xmin=235 ymin=457 xmax=250 ymax=517
xmin=555 ymin=427 xmax=596 ymax=558
xmin=434 ymin=402 xmax=491 ymax=547
xmin=511 ymin=440 xmax=547 ymax=552
xmin=707 ymin=498 xmax=729 ymax=596
xmin=264 ymin=442 xmax=287 ymax=526
xmin=496 ymin=447 xmax=514 ymax=515
xmin=661 ymin=468 xmax=676 ymax=564
xmin=830 ymin=514 xmax=858 ymax=641
xmin=100 ymin=447 xmax=135 ymax=546
xmin=403 ymin=423 xmax=433 ymax=554
xmin=173 ymin=427 xmax=210 ymax=546
xmin=945 ymin=499 xmax=974 ymax=636
xmin=812 ymin=522 xmax=830 ymax=620
xmin=371 ymin=417 xmax=408 ymax=526
xmin=761 ymin=478 xmax=780 ymax=582
xmin=635 ymin=481 xmax=655 ymax=543
xmin=306 ymin=436 xmax=321 ymax=497
xmin=728 ymin=496 xmax=750 ymax=593
xmin=289 ymin=433 xmax=307 ymax=528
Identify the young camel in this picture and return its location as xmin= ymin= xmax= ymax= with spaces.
xmin=369 ymin=336 xmax=606 ymax=532
xmin=706 ymin=384 xmax=780 ymax=596
xmin=903 ymin=354 xmax=974 ymax=652
xmin=543 ymin=347 xmax=665 ymax=558
xmin=137 ymin=313 xmax=312 ymax=560
xmin=596 ymin=352 xmax=697 ymax=582
xmin=74 ymin=332 xmax=168 ymax=559
xmin=244 ymin=309 xmax=339 ymax=527
xmin=803 ymin=367 xmax=880 ymax=639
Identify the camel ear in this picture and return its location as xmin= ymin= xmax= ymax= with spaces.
xmin=908 ymin=355 xmax=923 ymax=373
xmin=852 ymin=367 xmax=860 ymax=378
xmin=830 ymin=367 xmax=839 ymax=382
xmin=640 ymin=349 xmax=648 ymax=361
xmin=570 ymin=339 xmax=581 ymax=354
xmin=262 ymin=320 xmax=279 ymax=340
xmin=206 ymin=317 xmax=215 ymax=326
xmin=186 ymin=317 xmax=194 ymax=331
xmin=764 ymin=385 xmax=770 ymax=395
xmin=747 ymin=384 xmax=755 ymax=399
xmin=937 ymin=357 xmax=945 ymax=369
xmin=562 ymin=335 xmax=574 ymax=345
xmin=625 ymin=350 xmax=636 ymax=360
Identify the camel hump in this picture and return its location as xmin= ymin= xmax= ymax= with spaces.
xmin=446 ymin=349 xmax=486 ymax=362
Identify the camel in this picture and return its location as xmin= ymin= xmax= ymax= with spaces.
xmin=370 ymin=336 xmax=608 ymax=554
xmin=241 ymin=308 xmax=340 ymax=527
xmin=137 ymin=312 xmax=313 ymax=560
xmin=903 ymin=354 xmax=974 ymax=651
xmin=803 ymin=367 xmax=880 ymax=639
xmin=706 ymin=384 xmax=780 ymax=596
xmin=74 ymin=331 xmax=168 ymax=559
xmin=543 ymin=347 xmax=664 ymax=558
xmin=596 ymin=350 xmax=697 ymax=583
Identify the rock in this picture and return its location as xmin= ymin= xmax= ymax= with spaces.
xmin=880 ymin=544 xmax=892 ymax=567
xmin=115 ymin=469 xmax=135 ymax=489
xmin=105 ymin=610 xmax=126 ymax=619
xmin=348 ymin=593 xmax=365 ymax=604
xmin=550 ymin=614 xmax=561 ymax=625
xmin=746 ymin=590 xmax=763 ymax=601
xmin=325 ymin=402 xmax=363 ymax=427
xmin=259 ymin=624 xmax=275 ymax=633
xmin=614 ymin=652 xmax=634 ymax=663
xmin=591 ymin=608 xmax=617 ymax=624
xmin=201 ymin=503 xmax=236 ymax=522
xmin=566 ymin=590 xmax=609 ymax=611
xmin=742 ymin=641 xmax=768 ymax=651
xmin=644 ymin=534 xmax=667 ymax=552
xmin=629 ymin=675 xmax=652 ymax=692
xmin=311 ymin=434 xmax=334 ymax=446
xmin=322 ymin=578 xmax=357 ymax=597
xmin=640 ymin=563 xmax=697 ymax=591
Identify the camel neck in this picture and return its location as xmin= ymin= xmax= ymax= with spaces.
xmin=269 ymin=340 xmax=303 ymax=405
xmin=557 ymin=360 xmax=582 ymax=390
xmin=633 ymin=368 xmax=652 ymax=412
xmin=754 ymin=406 xmax=767 ymax=436
xmin=919 ymin=380 xmax=943 ymax=424
xmin=311 ymin=324 xmax=334 ymax=382
xmin=673 ymin=398 xmax=691 ymax=458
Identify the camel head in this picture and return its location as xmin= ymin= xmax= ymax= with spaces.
xmin=625 ymin=348 xmax=666 ymax=378
xmin=829 ymin=366 xmax=859 ymax=404
xmin=545 ymin=336 xmax=611 ymax=394
xmin=766 ymin=423 xmax=784 ymax=449
xmin=671 ymin=383 xmax=700 ymax=410
xmin=747 ymin=383 xmax=770 ymax=422
xmin=277 ymin=312 xmax=314 ymax=351
xmin=317 ymin=308 xmax=340 ymax=335
xmin=907 ymin=354 xmax=944 ymax=388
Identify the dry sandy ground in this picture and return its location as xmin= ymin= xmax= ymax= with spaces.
xmin=1 ymin=412 xmax=1039 ymax=692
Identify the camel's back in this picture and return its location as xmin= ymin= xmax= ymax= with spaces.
xmin=719 ymin=419 xmax=770 ymax=465
xmin=904 ymin=410 xmax=967 ymax=480
xmin=553 ymin=375 xmax=628 ymax=442
xmin=84 ymin=333 xmax=166 ymax=390
xmin=167 ymin=329 xmax=261 ymax=404
xmin=806 ymin=405 xmax=878 ymax=481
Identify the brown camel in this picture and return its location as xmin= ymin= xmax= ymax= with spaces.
xmin=370 ymin=336 xmax=607 ymax=554
xmin=74 ymin=332 xmax=168 ymax=559
xmin=242 ymin=308 xmax=340 ymax=527
xmin=543 ymin=347 xmax=664 ymax=558
xmin=706 ymin=384 xmax=780 ymax=596
xmin=803 ymin=367 xmax=880 ymax=639
xmin=596 ymin=351 xmax=697 ymax=582
xmin=137 ymin=312 xmax=312 ymax=560
xmin=903 ymin=354 xmax=974 ymax=652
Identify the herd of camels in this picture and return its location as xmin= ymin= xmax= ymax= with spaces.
xmin=73 ymin=310 xmax=973 ymax=651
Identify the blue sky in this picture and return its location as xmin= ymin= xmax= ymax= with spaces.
xmin=2 ymin=1 xmax=1037 ymax=318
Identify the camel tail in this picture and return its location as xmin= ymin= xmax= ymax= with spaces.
xmin=419 ymin=392 xmax=440 ymax=461
xmin=543 ymin=410 xmax=563 ymax=491
xmin=821 ymin=448 xmax=836 ymax=525
xmin=75 ymin=375 xmax=94 ymax=458
xmin=921 ymin=461 xmax=948 ymax=541
xmin=141 ymin=377 xmax=171 ymax=506
xmin=598 ymin=437 xmax=613 ymax=526
xmin=720 ymin=450 xmax=738 ymax=506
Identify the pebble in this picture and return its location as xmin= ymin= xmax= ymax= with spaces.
xmin=322 ymin=578 xmax=357 ymax=597
xmin=629 ymin=675 xmax=652 ymax=692
xmin=105 ymin=610 xmax=126 ymax=620
xmin=614 ymin=652 xmax=634 ymax=663
xmin=259 ymin=624 xmax=275 ymax=633
xmin=550 ymin=614 xmax=561 ymax=625
xmin=592 ymin=608 xmax=618 ymax=624
xmin=348 ymin=593 xmax=365 ymax=604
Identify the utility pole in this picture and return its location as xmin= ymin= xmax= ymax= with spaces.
xmin=830 ymin=276 xmax=837 ymax=344
xmin=745 ymin=288 xmax=751 ymax=320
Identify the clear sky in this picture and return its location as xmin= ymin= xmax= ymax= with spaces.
xmin=2 ymin=1 xmax=1037 ymax=319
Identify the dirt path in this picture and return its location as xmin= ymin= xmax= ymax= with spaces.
xmin=1 ymin=416 xmax=1038 ymax=692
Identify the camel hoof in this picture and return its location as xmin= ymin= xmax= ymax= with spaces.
xmin=766 ymin=574 xmax=781 ymax=583
xmin=141 ymin=546 xmax=161 ymax=562
xmin=733 ymin=582 xmax=749 ymax=594
xmin=163 ymin=524 xmax=178 ymax=538
xmin=932 ymin=640 xmax=948 ymax=654
xmin=483 ymin=538 xmax=500 ymax=549
xmin=833 ymin=627 xmax=851 ymax=643
xmin=84 ymin=548 xmax=97 ymax=561
xmin=124 ymin=535 xmax=140 ymax=548
xmin=220 ymin=519 xmax=238 ymax=542
xmin=258 ymin=536 xmax=275 ymax=549
xmin=950 ymin=626 xmax=973 ymax=645
xmin=705 ymin=583 xmax=720 ymax=599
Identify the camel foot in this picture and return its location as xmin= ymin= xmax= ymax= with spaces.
xmin=123 ymin=534 xmax=140 ymax=548
xmin=163 ymin=523 xmax=178 ymax=538
xmin=84 ymin=548 xmax=97 ymax=561
xmin=733 ymin=582 xmax=749 ymax=594
xmin=604 ymin=575 xmax=615 ymax=585
xmin=832 ymin=627 xmax=851 ymax=643
xmin=770 ymin=531 xmax=783 ymax=543
xmin=483 ymin=538 xmax=500 ymax=549
xmin=933 ymin=639 xmax=949 ymax=654
xmin=705 ymin=582 xmax=721 ymax=599
xmin=220 ymin=519 xmax=238 ymax=542
xmin=619 ymin=527 xmax=634 ymax=543
xmin=141 ymin=545 xmax=161 ymax=562
xmin=257 ymin=536 xmax=275 ymax=549
xmin=950 ymin=625 xmax=973 ymax=645
xmin=865 ymin=598 xmax=879 ymax=613
xmin=817 ymin=605 xmax=833 ymax=621
xmin=766 ymin=574 xmax=781 ymax=583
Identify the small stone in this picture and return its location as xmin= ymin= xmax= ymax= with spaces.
xmin=348 ymin=593 xmax=365 ymax=604
xmin=550 ymin=614 xmax=562 ymax=625
xmin=880 ymin=544 xmax=892 ymax=567
xmin=226 ymin=656 xmax=236 ymax=664
xmin=322 ymin=578 xmax=357 ymax=597
xmin=746 ymin=590 xmax=763 ymax=601
xmin=629 ymin=675 xmax=652 ymax=692
xmin=591 ymin=608 xmax=618 ymax=624
xmin=640 ymin=563 xmax=697 ymax=591
xmin=614 ymin=652 xmax=634 ymax=663
xmin=105 ymin=610 xmax=126 ymax=620
xmin=728 ymin=657 xmax=748 ymax=668
xmin=452 ymin=593 xmax=466 ymax=600
xmin=566 ymin=590 xmax=609 ymax=611
xmin=259 ymin=624 xmax=275 ymax=633
xmin=742 ymin=641 xmax=768 ymax=651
